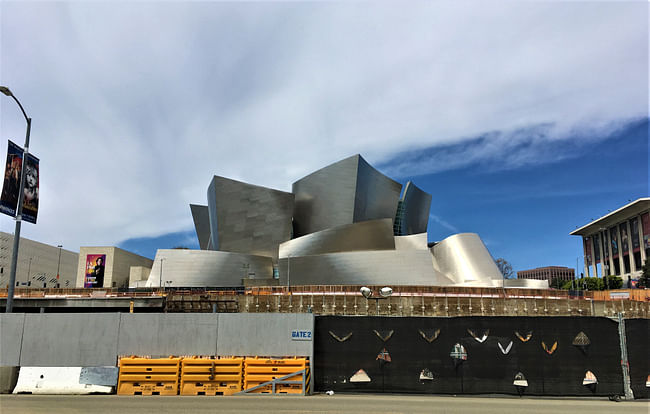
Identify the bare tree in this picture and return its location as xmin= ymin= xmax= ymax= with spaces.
xmin=495 ymin=258 xmax=515 ymax=279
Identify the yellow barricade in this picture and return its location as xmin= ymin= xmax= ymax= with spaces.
xmin=180 ymin=357 xmax=244 ymax=396
xmin=243 ymin=357 xmax=309 ymax=394
xmin=117 ymin=357 xmax=181 ymax=396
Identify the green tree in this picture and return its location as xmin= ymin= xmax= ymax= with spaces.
xmin=603 ymin=275 xmax=623 ymax=290
xmin=639 ymin=258 xmax=650 ymax=288
xmin=495 ymin=258 xmax=515 ymax=279
xmin=550 ymin=278 xmax=566 ymax=289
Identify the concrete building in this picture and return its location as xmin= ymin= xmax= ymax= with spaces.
xmin=0 ymin=232 xmax=78 ymax=288
xmin=76 ymin=246 xmax=153 ymax=289
xmin=143 ymin=155 xmax=547 ymax=289
xmin=517 ymin=266 xmax=575 ymax=284
xmin=571 ymin=198 xmax=649 ymax=281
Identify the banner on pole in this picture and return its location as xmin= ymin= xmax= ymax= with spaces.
xmin=21 ymin=152 xmax=39 ymax=224
xmin=0 ymin=140 xmax=24 ymax=218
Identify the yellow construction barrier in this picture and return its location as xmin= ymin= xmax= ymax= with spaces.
xmin=117 ymin=357 xmax=181 ymax=395
xmin=243 ymin=357 xmax=309 ymax=394
xmin=180 ymin=357 xmax=244 ymax=396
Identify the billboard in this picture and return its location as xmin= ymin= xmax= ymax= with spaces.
xmin=642 ymin=212 xmax=650 ymax=249
xmin=0 ymin=140 xmax=23 ymax=217
xmin=610 ymin=227 xmax=618 ymax=256
xmin=84 ymin=254 xmax=106 ymax=288
xmin=630 ymin=218 xmax=640 ymax=251
xmin=620 ymin=223 xmax=629 ymax=253
xmin=21 ymin=153 xmax=39 ymax=224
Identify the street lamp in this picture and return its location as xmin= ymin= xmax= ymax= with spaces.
xmin=158 ymin=258 xmax=165 ymax=290
xmin=26 ymin=257 xmax=33 ymax=286
xmin=1 ymin=86 xmax=32 ymax=313
xmin=360 ymin=286 xmax=393 ymax=315
xmin=56 ymin=245 xmax=63 ymax=287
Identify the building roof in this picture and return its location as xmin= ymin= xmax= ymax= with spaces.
xmin=570 ymin=198 xmax=650 ymax=236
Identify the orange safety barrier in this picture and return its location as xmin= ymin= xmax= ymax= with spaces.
xmin=117 ymin=357 xmax=181 ymax=395
xmin=243 ymin=357 xmax=309 ymax=394
xmin=180 ymin=357 xmax=244 ymax=396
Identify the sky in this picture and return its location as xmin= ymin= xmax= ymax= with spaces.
xmin=1 ymin=1 xmax=648 ymax=277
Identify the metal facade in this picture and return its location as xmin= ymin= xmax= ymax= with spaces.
xmin=431 ymin=233 xmax=503 ymax=286
xmin=292 ymin=155 xmax=401 ymax=237
xmin=190 ymin=204 xmax=211 ymax=250
xmin=278 ymin=219 xmax=395 ymax=258
xmin=207 ymin=176 xmax=294 ymax=260
xmin=396 ymin=181 xmax=432 ymax=235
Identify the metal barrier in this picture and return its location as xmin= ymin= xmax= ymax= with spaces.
xmin=180 ymin=357 xmax=243 ymax=396
xmin=241 ymin=357 xmax=310 ymax=395
xmin=117 ymin=357 xmax=181 ymax=395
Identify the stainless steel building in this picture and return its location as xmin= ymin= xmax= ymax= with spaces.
xmin=142 ymin=155 xmax=536 ymax=289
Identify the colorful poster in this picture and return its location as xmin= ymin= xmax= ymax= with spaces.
xmin=593 ymin=234 xmax=600 ymax=262
xmin=610 ymin=227 xmax=618 ymax=256
xmin=642 ymin=212 xmax=650 ymax=249
xmin=21 ymin=153 xmax=39 ymax=224
xmin=630 ymin=218 xmax=640 ymax=251
xmin=584 ymin=237 xmax=592 ymax=266
xmin=0 ymin=140 xmax=24 ymax=218
xmin=84 ymin=254 xmax=106 ymax=288
xmin=620 ymin=223 xmax=629 ymax=253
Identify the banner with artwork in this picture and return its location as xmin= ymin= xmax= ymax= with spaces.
xmin=602 ymin=231 xmax=609 ymax=258
xmin=584 ymin=237 xmax=592 ymax=266
xmin=0 ymin=140 xmax=23 ymax=218
xmin=593 ymin=234 xmax=600 ymax=262
xmin=620 ymin=223 xmax=629 ymax=253
xmin=21 ymin=152 xmax=39 ymax=224
xmin=610 ymin=227 xmax=618 ymax=256
xmin=642 ymin=212 xmax=650 ymax=249
xmin=84 ymin=254 xmax=106 ymax=288
xmin=630 ymin=218 xmax=640 ymax=251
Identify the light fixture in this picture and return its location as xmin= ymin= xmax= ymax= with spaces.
xmin=379 ymin=287 xmax=393 ymax=297
xmin=360 ymin=286 xmax=372 ymax=298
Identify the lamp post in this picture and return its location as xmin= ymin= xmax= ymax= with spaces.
xmin=1 ymin=86 xmax=32 ymax=313
xmin=26 ymin=257 xmax=33 ymax=286
xmin=158 ymin=258 xmax=165 ymax=290
xmin=287 ymin=254 xmax=291 ymax=292
xmin=56 ymin=245 xmax=63 ymax=287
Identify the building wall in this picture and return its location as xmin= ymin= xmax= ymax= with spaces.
xmin=144 ymin=249 xmax=273 ymax=288
xmin=0 ymin=232 xmax=78 ymax=288
xmin=76 ymin=247 xmax=153 ymax=288
xmin=431 ymin=233 xmax=503 ymax=286
xmin=207 ymin=176 xmax=294 ymax=260
xmin=517 ymin=266 xmax=574 ymax=282
xmin=394 ymin=181 xmax=432 ymax=236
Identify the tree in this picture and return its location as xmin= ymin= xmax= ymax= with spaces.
xmin=603 ymin=275 xmax=623 ymax=290
xmin=639 ymin=258 xmax=650 ymax=288
xmin=495 ymin=258 xmax=515 ymax=279
xmin=550 ymin=277 xmax=565 ymax=289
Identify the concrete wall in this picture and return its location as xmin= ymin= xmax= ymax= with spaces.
xmin=1 ymin=313 xmax=314 ymax=368
xmin=0 ymin=232 xmax=78 ymax=289
xmin=76 ymin=247 xmax=153 ymax=288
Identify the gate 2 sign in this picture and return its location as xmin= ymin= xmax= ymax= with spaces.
xmin=291 ymin=330 xmax=312 ymax=341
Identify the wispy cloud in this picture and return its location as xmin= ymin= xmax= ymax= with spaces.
xmin=0 ymin=1 xmax=646 ymax=251
xmin=429 ymin=214 xmax=459 ymax=234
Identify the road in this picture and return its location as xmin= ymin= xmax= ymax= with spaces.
xmin=1 ymin=394 xmax=648 ymax=414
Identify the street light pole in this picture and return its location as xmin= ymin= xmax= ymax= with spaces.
xmin=27 ymin=257 xmax=33 ymax=286
xmin=1 ymin=86 xmax=32 ymax=313
xmin=159 ymin=258 xmax=165 ymax=290
xmin=56 ymin=245 xmax=63 ymax=287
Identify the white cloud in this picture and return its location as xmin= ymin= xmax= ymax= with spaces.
xmin=0 ymin=1 xmax=646 ymax=251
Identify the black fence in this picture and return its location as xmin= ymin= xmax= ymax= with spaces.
xmin=314 ymin=316 xmax=646 ymax=397
xmin=625 ymin=319 xmax=649 ymax=399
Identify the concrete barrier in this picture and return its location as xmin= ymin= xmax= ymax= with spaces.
xmin=20 ymin=314 xmax=120 ymax=367
xmin=0 ymin=313 xmax=25 ymax=366
xmin=0 ymin=367 xmax=19 ymax=394
xmin=117 ymin=313 xmax=218 ymax=357
xmin=13 ymin=367 xmax=113 ymax=394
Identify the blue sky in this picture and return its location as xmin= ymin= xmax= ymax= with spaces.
xmin=1 ymin=1 xmax=648 ymax=276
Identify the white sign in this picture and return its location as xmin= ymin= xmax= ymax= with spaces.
xmin=291 ymin=330 xmax=312 ymax=341
xmin=609 ymin=291 xmax=630 ymax=299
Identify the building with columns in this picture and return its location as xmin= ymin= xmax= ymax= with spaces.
xmin=517 ymin=266 xmax=575 ymax=284
xmin=571 ymin=198 xmax=649 ymax=282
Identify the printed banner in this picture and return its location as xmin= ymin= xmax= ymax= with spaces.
xmin=584 ymin=237 xmax=592 ymax=266
xmin=84 ymin=254 xmax=106 ymax=288
xmin=21 ymin=153 xmax=39 ymax=224
xmin=602 ymin=231 xmax=609 ymax=258
xmin=630 ymin=218 xmax=640 ymax=251
xmin=593 ymin=234 xmax=601 ymax=262
xmin=610 ymin=227 xmax=618 ymax=256
xmin=0 ymin=140 xmax=24 ymax=218
xmin=642 ymin=212 xmax=650 ymax=249
xmin=620 ymin=223 xmax=629 ymax=253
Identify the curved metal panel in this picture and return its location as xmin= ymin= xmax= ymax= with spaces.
xmin=395 ymin=181 xmax=432 ymax=235
xmin=207 ymin=176 xmax=294 ymax=260
xmin=278 ymin=250 xmax=455 ymax=286
xmin=431 ymin=233 xmax=503 ymax=286
xmin=292 ymin=155 xmax=402 ymax=237
xmin=144 ymin=249 xmax=273 ymax=287
xmin=190 ymin=204 xmax=210 ymax=250
xmin=279 ymin=219 xmax=395 ymax=258
xmin=394 ymin=233 xmax=428 ymax=250
xmin=504 ymin=278 xmax=550 ymax=289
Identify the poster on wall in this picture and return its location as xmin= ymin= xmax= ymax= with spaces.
xmin=84 ymin=254 xmax=106 ymax=288
xmin=584 ymin=237 xmax=592 ymax=266
xmin=0 ymin=140 xmax=24 ymax=218
xmin=610 ymin=227 xmax=618 ymax=256
xmin=630 ymin=218 xmax=640 ymax=251
xmin=602 ymin=231 xmax=609 ymax=258
xmin=620 ymin=223 xmax=629 ymax=253
xmin=593 ymin=234 xmax=600 ymax=262
xmin=642 ymin=213 xmax=650 ymax=249
xmin=21 ymin=153 xmax=39 ymax=224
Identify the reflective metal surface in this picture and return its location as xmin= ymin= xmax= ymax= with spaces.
xmin=190 ymin=204 xmax=210 ymax=250
xmin=207 ymin=176 xmax=294 ymax=260
xmin=144 ymin=249 xmax=273 ymax=287
xmin=395 ymin=181 xmax=432 ymax=235
xmin=278 ymin=250 xmax=455 ymax=286
xmin=394 ymin=233 xmax=428 ymax=250
xmin=279 ymin=219 xmax=395 ymax=258
xmin=431 ymin=233 xmax=503 ymax=286
xmin=504 ymin=278 xmax=550 ymax=289
xmin=292 ymin=155 xmax=401 ymax=237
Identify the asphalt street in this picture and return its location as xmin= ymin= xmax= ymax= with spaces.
xmin=1 ymin=394 xmax=648 ymax=414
